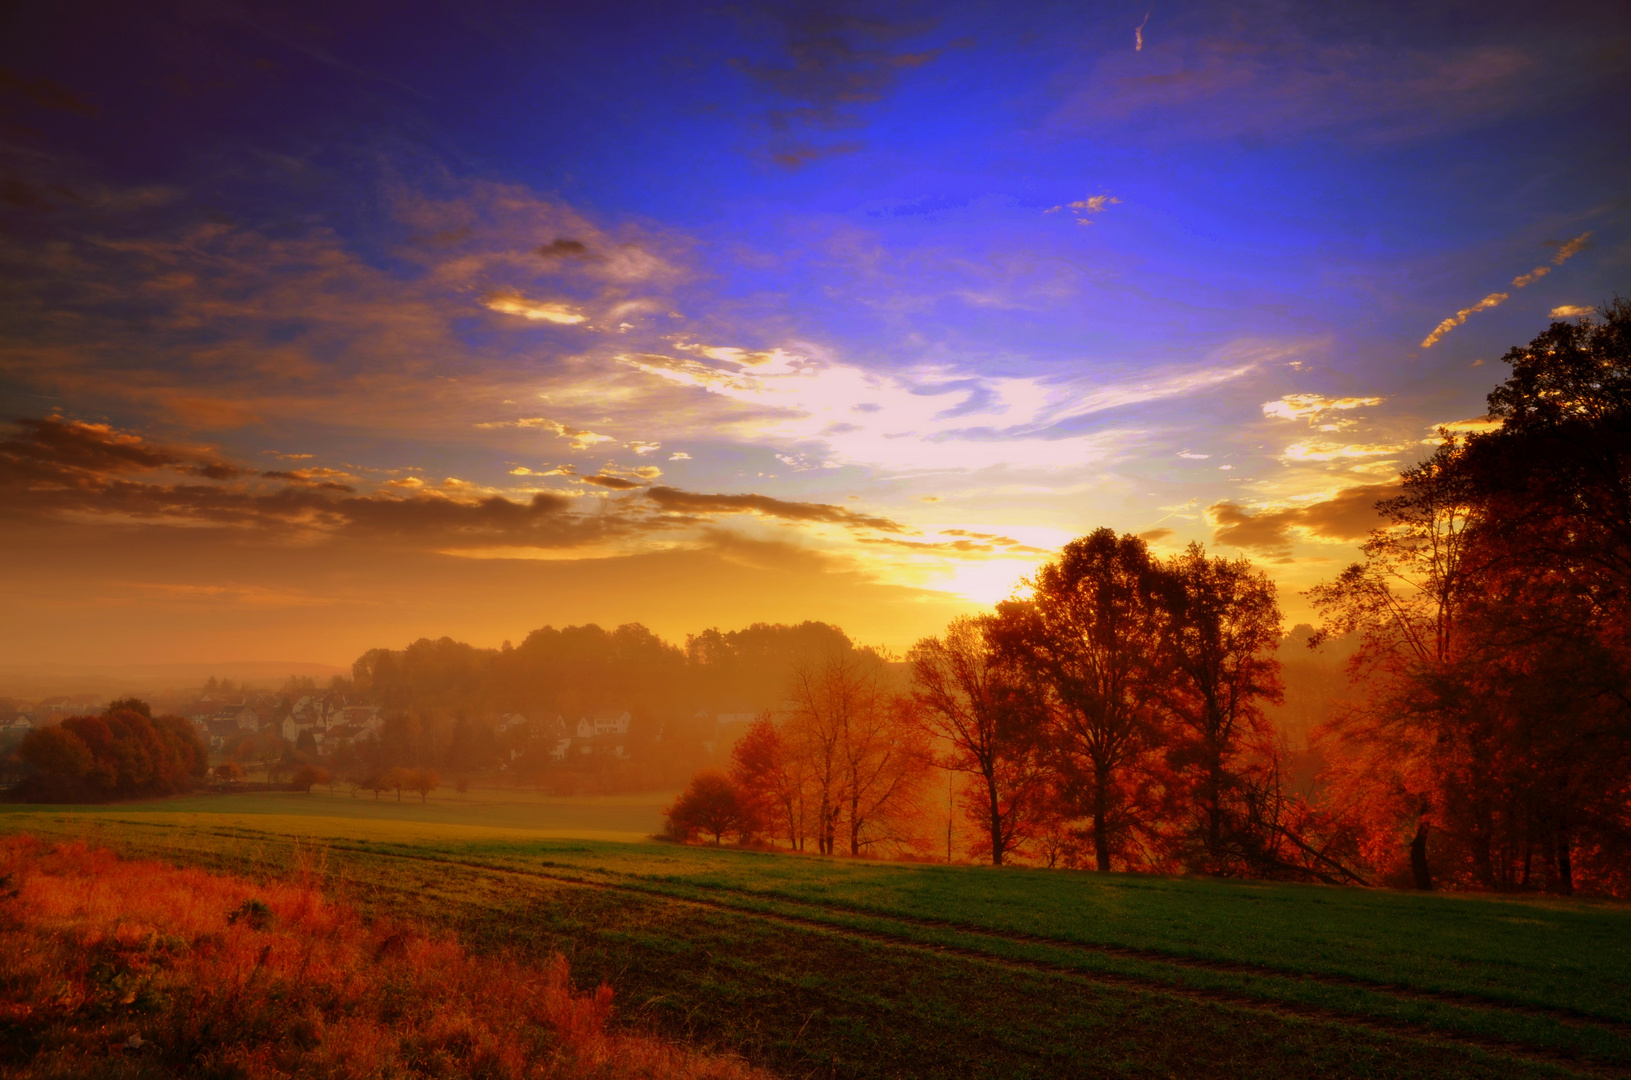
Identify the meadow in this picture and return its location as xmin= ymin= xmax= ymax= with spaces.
xmin=3 ymin=788 xmax=1627 ymax=1080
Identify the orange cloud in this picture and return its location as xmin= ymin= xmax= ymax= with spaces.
xmin=1208 ymin=483 xmax=1396 ymax=556
xmin=645 ymin=486 xmax=905 ymax=532
xmin=1421 ymin=292 xmax=1508 ymax=348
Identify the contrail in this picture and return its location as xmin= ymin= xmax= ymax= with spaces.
xmin=1136 ymin=7 xmax=1151 ymax=51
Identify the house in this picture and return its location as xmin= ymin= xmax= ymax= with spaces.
xmin=335 ymin=706 xmax=382 ymax=732
xmin=496 ymin=713 xmax=529 ymax=735
xmin=550 ymin=737 xmax=572 ymax=761
xmin=204 ymin=717 xmax=244 ymax=750
xmin=589 ymin=709 xmax=631 ymax=737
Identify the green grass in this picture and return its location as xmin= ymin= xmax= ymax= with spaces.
xmin=3 ymin=789 xmax=1627 ymax=1080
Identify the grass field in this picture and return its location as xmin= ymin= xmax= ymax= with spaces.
xmin=3 ymin=789 xmax=1628 ymax=1079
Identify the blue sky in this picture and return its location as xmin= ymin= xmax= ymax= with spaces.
xmin=0 ymin=0 xmax=1626 ymax=665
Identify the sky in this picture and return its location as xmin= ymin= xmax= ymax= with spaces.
xmin=0 ymin=0 xmax=1626 ymax=669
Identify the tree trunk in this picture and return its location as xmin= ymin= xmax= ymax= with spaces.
xmin=1207 ymin=747 xmax=1223 ymax=862
xmin=1093 ymin=772 xmax=1111 ymax=872
xmin=1410 ymin=820 xmax=1433 ymax=891
xmin=987 ymin=768 xmax=1003 ymax=866
xmin=1555 ymin=825 xmax=1574 ymax=896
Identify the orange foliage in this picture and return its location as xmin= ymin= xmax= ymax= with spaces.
xmin=0 ymin=835 xmax=765 ymax=1080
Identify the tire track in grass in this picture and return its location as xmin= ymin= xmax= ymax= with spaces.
xmin=657 ymin=874 xmax=1631 ymax=1035
xmin=243 ymin=834 xmax=1628 ymax=1080
xmin=51 ymin=820 xmax=1630 ymax=1079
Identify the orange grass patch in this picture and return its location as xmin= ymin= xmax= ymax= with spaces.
xmin=0 ymin=835 xmax=766 ymax=1079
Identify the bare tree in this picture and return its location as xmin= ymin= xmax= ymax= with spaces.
xmin=911 ymin=616 xmax=1047 ymax=865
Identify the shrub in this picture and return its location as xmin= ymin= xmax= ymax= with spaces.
xmin=665 ymin=770 xmax=757 ymax=845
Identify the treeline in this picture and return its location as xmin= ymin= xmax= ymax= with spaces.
xmin=9 ymin=699 xmax=207 ymax=802
xmin=670 ymin=302 xmax=1631 ymax=898
xmin=671 ymin=538 xmax=1318 ymax=880
xmin=335 ymin=621 xmax=860 ymax=785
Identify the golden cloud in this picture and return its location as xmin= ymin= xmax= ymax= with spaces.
xmin=1209 ymin=483 xmax=1397 ymax=556
xmin=481 ymin=290 xmax=586 ymax=324
xmin=1421 ymin=292 xmax=1508 ymax=348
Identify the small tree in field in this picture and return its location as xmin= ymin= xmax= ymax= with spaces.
xmin=383 ymin=767 xmax=409 ymax=801
xmin=291 ymin=765 xmax=330 ymax=793
xmin=408 ymin=769 xmax=440 ymax=803
xmin=666 ymin=770 xmax=756 ymax=845
xmin=213 ymin=762 xmax=245 ymax=784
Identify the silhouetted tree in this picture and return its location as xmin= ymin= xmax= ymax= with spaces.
xmin=995 ymin=530 xmax=1172 ymax=871
xmin=1161 ymin=544 xmax=1285 ymax=874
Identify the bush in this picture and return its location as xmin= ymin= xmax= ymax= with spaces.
xmin=664 ymin=770 xmax=757 ymax=846
xmin=9 ymin=702 xmax=206 ymax=802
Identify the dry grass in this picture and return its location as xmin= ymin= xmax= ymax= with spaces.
xmin=0 ymin=835 xmax=766 ymax=1079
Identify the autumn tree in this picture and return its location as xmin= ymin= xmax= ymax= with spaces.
xmin=910 ymin=616 xmax=1047 ymax=865
xmin=665 ymin=770 xmax=756 ymax=845
xmin=729 ymin=715 xmax=812 ymax=850
xmin=995 ymin=529 xmax=1172 ymax=871
xmin=291 ymin=765 xmax=330 ymax=793
xmin=1310 ymin=301 xmax=1631 ymax=896
xmin=785 ymin=647 xmax=931 ymax=856
xmin=383 ymin=767 xmax=409 ymax=802
xmin=12 ymin=701 xmax=206 ymax=802
xmin=408 ymin=768 xmax=440 ymax=803
xmin=1161 ymin=544 xmax=1286 ymax=874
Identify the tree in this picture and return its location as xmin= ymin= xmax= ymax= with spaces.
xmin=383 ymin=767 xmax=409 ymax=802
xmin=291 ymin=765 xmax=330 ymax=793
xmin=665 ymin=770 xmax=756 ymax=845
xmin=1161 ymin=545 xmax=1285 ymax=873
xmin=910 ymin=616 xmax=1047 ymax=865
xmin=995 ymin=529 xmax=1171 ymax=871
xmin=1307 ymin=302 xmax=1631 ymax=896
xmin=408 ymin=768 xmax=440 ymax=803
xmin=214 ymin=761 xmax=245 ymax=783
xmin=785 ymin=647 xmax=931 ymax=856
xmin=729 ymin=715 xmax=809 ymax=850
xmin=11 ymin=701 xmax=206 ymax=802
xmin=1308 ymin=441 xmax=1484 ymax=889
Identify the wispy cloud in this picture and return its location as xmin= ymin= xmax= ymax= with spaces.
xmin=1421 ymin=292 xmax=1508 ymax=348
xmin=481 ymin=290 xmax=586 ymax=325
xmin=1511 ymin=230 xmax=1592 ymax=287
xmin=1261 ymin=394 xmax=1383 ymax=427
xmin=726 ymin=8 xmax=949 ymax=168
xmin=1043 ymin=193 xmax=1123 ymax=226
xmin=646 ymin=486 xmax=905 ymax=532
xmin=620 ymin=338 xmax=1271 ymax=473
xmin=1551 ymin=304 xmax=1592 ymax=318
xmin=1426 ymin=230 xmax=1595 ymax=346
xmin=473 ymin=418 xmax=615 ymax=451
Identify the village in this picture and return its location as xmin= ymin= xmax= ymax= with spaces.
xmin=0 ymin=680 xmax=761 ymax=795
